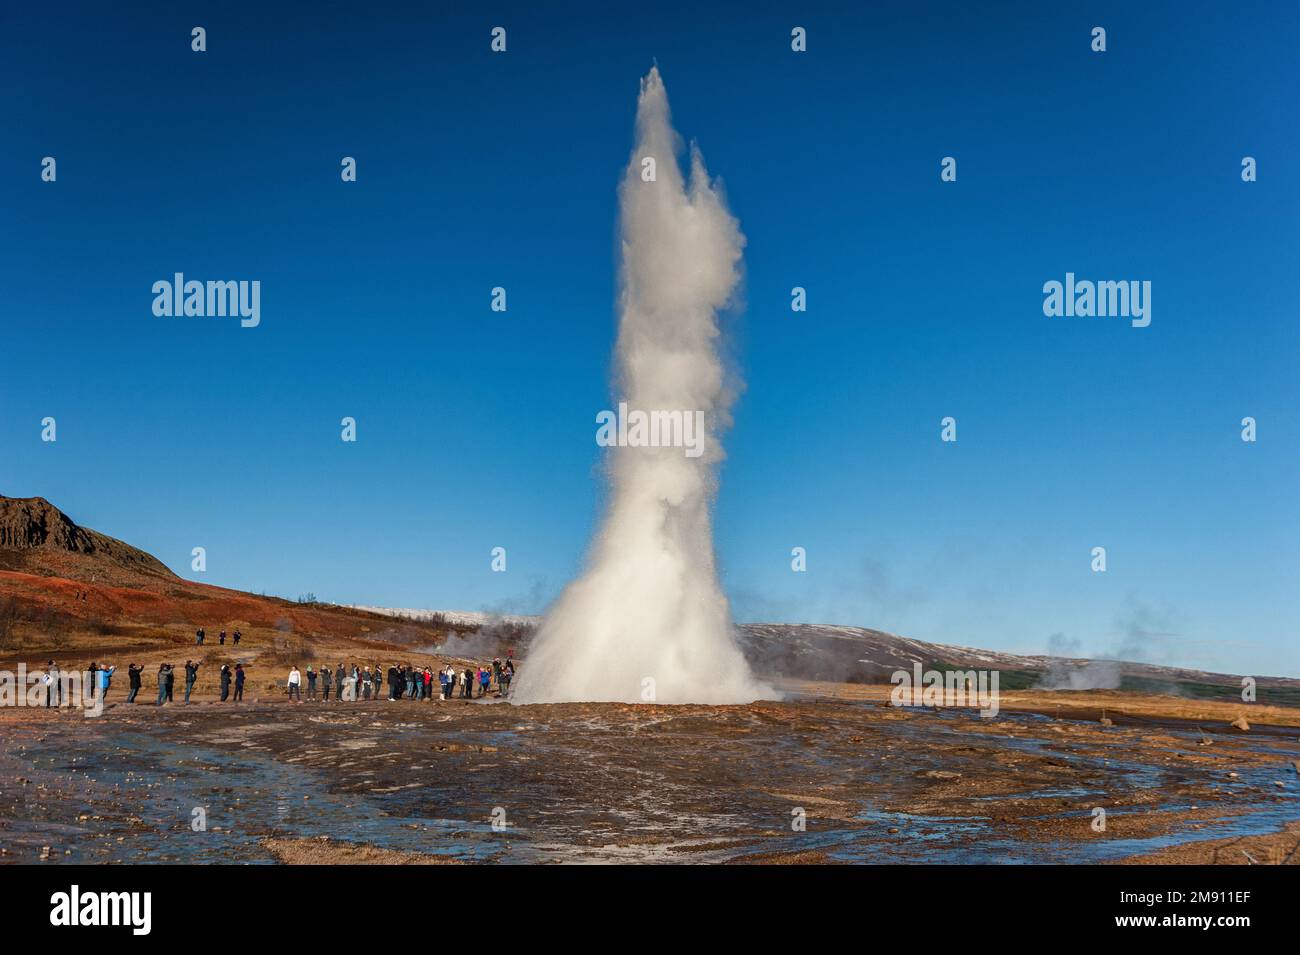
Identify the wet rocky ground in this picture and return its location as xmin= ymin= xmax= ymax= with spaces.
xmin=1 ymin=694 xmax=1297 ymax=864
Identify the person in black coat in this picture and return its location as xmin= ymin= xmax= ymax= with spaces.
xmin=184 ymin=660 xmax=200 ymax=704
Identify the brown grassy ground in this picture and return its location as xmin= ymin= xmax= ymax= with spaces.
xmin=782 ymin=679 xmax=1300 ymax=729
xmin=261 ymin=837 xmax=464 ymax=865
xmin=1115 ymin=819 xmax=1300 ymax=865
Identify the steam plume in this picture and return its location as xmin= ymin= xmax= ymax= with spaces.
xmin=512 ymin=68 xmax=771 ymax=705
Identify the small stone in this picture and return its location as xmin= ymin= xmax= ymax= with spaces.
xmin=920 ymin=770 xmax=962 ymax=780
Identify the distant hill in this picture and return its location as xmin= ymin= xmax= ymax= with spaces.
xmin=735 ymin=623 xmax=1300 ymax=703
xmin=0 ymin=495 xmax=176 ymax=583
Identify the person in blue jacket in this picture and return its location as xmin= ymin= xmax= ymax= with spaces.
xmin=97 ymin=664 xmax=117 ymax=703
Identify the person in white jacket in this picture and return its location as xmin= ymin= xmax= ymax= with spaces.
xmin=287 ymin=666 xmax=302 ymax=702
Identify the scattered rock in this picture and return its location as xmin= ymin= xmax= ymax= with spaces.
xmin=919 ymin=770 xmax=962 ymax=780
xmin=1230 ymin=716 xmax=1250 ymax=731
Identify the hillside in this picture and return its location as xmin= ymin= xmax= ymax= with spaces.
xmin=0 ymin=494 xmax=455 ymax=659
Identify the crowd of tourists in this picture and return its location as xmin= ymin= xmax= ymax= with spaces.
xmin=33 ymin=649 xmax=515 ymax=708
xmin=284 ymin=659 xmax=515 ymax=702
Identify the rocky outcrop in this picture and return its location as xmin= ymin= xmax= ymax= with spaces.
xmin=0 ymin=495 xmax=176 ymax=580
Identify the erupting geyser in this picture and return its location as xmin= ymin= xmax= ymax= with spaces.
xmin=511 ymin=67 xmax=772 ymax=705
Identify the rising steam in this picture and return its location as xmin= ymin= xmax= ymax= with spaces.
xmin=511 ymin=67 xmax=771 ymax=705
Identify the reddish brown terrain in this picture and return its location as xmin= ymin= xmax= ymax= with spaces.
xmin=0 ymin=496 xmax=480 ymax=699
xmin=0 ymin=495 xmax=449 ymax=639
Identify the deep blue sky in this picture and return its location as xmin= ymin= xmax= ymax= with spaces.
xmin=3 ymin=2 xmax=1297 ymax=676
